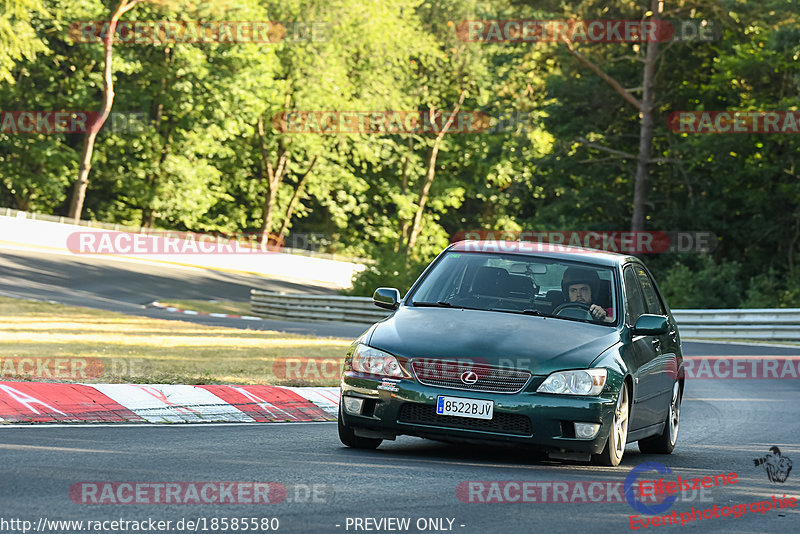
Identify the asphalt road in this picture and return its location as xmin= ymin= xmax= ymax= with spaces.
xmin=2 ymin=246 xmax=799 ymax=355
xmin=1 ymin=245 xmax=800 ymax=533
xmin=0 ymin=247 xmax=367 ymax=339
xmin=2 ymin=374 xmax=799 ymax=534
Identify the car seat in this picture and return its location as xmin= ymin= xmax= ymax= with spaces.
xmin=471 ymin=266 xmax=511 ymax=298
xmin=596 ymin=279 xmax=612 ymax=309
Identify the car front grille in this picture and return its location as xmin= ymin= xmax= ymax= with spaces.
xmin=410 ymin=359 xmax=532 ymax=393
xmin=397 ymin=403 xmax=533 ymax=436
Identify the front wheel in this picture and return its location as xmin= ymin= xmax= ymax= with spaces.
xmin=639 ymin=381 xmax=681 ymax=454
xmin=338 ymin=405 xmax=382 ymax=449
xmin=593 ymin=382 xmax=630 ymax=466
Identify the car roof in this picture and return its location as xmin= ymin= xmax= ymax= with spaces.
xmin=448 ymin=240 xmax=638 ymax=267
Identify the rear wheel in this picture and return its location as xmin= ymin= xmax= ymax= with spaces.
xmin=338 ymin=405 xmax=382 ymax=449
xmin=593 ymin=382 xmax=629 ymax=466
xmin=639 ymin=381 xmax=681 ymax=454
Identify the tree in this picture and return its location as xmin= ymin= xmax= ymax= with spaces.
xmin=69 ymin=0 xmax=142 ymax=220
xmin=0 ymin=0 xmax=48 ymax=84
xmin=405 ymin=90 xmax=467 ymax=252
xmin=0 ymin=0 xmax=105 ymax=212
xmin=88 ymin=0 xmax=281 ymax=231
xmin=250 ymin=0 xmax=439 ymax=248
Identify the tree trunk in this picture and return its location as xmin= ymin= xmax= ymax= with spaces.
xmin=68 ymin=0 xmax=141 ymax=221
xmin=789 ymin=216 xmax=799 ymax=277
xmin=631 ymin=0 xmax=663 ymax=232
xmin=14 ymin=193 xmax=30 ymax=212
xmin=140 ymin=47 xmax=172 ymax=228
xmin=257 ymin=114 xmax=287 ymax=249
xmin=395 ymin=136 xmax=413 ymax=252
xmin=141 ymin=207 xmax=157 ymax=228
xmin=406 ymin=90 xmax=467 ymax=253
xmin=277 ymin=155 xmax=318 ymax=240
xmin=560 ymin=2 xmax=664 ymax=233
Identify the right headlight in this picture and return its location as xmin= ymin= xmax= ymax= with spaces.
xmin=537 ymin=368 xmax=607 ymax=396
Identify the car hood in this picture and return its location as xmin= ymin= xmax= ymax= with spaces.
xmin=368 ymin=307 xmax=620 ymax=375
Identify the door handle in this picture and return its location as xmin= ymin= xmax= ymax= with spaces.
xmin=669 ymin=330 xmax=678 ymax=342
xmin=652 ymin=338 xmax=661 ymax=351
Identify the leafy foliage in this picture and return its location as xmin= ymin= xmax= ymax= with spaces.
xmin=0 ymin=0 xmax=797 ymax=305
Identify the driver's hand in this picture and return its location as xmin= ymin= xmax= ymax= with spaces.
xmin=589 ymin=304 xmax=607 ymax=321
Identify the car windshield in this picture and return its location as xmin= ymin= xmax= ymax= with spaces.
xmin=409 ymin=251 xmax=618 ymax=326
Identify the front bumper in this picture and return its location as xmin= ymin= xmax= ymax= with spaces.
xmin=340 ymin=372 xmax=618 ymax=454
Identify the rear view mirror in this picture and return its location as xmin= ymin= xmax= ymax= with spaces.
xmin=531 ymin=264 xmax=547 ymax=274
xmin=373 ymin=287 xmax=400 ymax=310
xmin=509 ymin=263 xmax=547 ymax=275
xmin=632 ymin=314 xmax=669 ymax=336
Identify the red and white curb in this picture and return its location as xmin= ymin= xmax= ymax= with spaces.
xmin=148 ymin=301 xmax=263 ymax=321
xmin=0 ymin=382 xmax=340 ymax=424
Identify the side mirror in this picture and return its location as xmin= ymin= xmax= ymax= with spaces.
xmin=373 ymin=287 xmax=400 ymax=310
xmin=632 ymin=314 xmax=669 ymax=336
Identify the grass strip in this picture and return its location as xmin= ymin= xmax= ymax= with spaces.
xmin=0 ymin=297 xmax=349 ymax=386
xmin=155 ymin=299 xmax=252 ymax=316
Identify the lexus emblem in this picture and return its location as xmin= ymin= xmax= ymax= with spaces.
xmin=460 ymin=371 xmax=479 ymax=385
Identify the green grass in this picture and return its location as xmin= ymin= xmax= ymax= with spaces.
xmin=156 ymin=299 xmax=252 ymax=316
xmin=0 ymin=297 xmax=349 ymax=385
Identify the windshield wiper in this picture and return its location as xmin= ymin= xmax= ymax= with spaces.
xmin=484 ymin=308 xmax=560 ymax=319
xmin=412 ymin=300 xmax=487 ymax=312
xmin=411 ymin=300 xmax=454 ymax=307
xmin=522 ymin=309 xmax=544 ymax=316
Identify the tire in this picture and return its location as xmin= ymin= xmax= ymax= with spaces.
xmin=338 ymin=405 xmax=382 ymax=450
xmin=639 ymin=381 xmax=681 ymax=454
xmin=593 ymin=382 xmax=630 ymax=466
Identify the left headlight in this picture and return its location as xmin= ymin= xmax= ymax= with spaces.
xmin=351 ymin=343 xmax=407 ymax=378
xmin=537 ymin=368 xmax=607 ymax=396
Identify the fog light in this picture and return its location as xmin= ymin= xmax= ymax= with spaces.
xmin=574 ymin=422 xmax=600 ymax=439
xmin=343 ymin=396 xmax=364 ymax=415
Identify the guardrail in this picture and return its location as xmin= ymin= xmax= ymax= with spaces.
xmin=251 ymin=290 xmax=390 ymax=324
xmin=250 ymin=291 xmax=800 ymax=341
xmin=671 ymin=309 xmax=800 ymax=340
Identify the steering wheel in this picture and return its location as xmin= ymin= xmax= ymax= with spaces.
xmin=553 ymin=301 xmax=593 ymax=320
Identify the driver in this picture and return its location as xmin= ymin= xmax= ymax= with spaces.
xmin=561 ymin=267 xmax=614 ymax=323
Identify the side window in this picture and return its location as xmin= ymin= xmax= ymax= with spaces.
xmin=635 ymin=265 xmax=665 ymax=315
xmin=623 ymin=267 xmax=646 ymax=324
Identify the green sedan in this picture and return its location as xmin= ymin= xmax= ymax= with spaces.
xmin=339 ymin=241 xmax=684 ymax=466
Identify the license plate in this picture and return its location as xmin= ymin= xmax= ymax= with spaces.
xmin=436 ymin=396 xmax=494 ymax=420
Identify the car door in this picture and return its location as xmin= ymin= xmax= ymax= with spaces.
xmin=623 ymin=265 xmax=662 ymax=431
xmin=634 ymin=264 xmax=678 ymax=413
